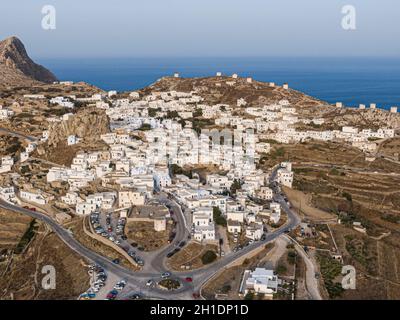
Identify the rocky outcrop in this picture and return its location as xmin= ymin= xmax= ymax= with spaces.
xmin=47 ymin=108 xmax=110 ymax=147
xmin=0 ymin=36 xmax=57 ymax=86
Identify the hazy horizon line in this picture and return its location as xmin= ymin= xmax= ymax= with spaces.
xmin=35 ymin=55 xmax=400 ymax=60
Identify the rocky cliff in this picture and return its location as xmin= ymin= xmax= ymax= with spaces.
xmin=46 ymin=108 xmax=110 ymax=148
xmin=0 ymin=36 xmax=57 ymax=86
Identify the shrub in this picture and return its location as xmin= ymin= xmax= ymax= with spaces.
xmin=201 ymin=250 xmax=217 ymax=265
xmin=244 ymin=292 xmax=254 ymax=300
xmin=276 ymin=264 xmax=287 ymax=275
xmin=220 ymin=285 xmax=231 ymax=294
xmin=287 ymin=250 xmax=297 ymax=264
xmin=342 ymin=192 xmax=352 ymax=202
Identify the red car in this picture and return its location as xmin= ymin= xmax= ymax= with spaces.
xmin=185 ymin=277 xmax=193 ymax=282
xmin=106 ymin=293 xmax=116 ymax=300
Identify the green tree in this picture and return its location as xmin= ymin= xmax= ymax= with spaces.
xmin=201 ymin=250 xmax=217 ymax=265
xmin=244 ymin=292 xmax=254 ymax=300
xmin=193 ymin=108 xmax=203 ymax=117
xmin=213 ymin=207 xmax=227 ymax=226
xmin=230 ymin=179 xmax=241 ymax=195
xmin=138 ymin=123 xmax=151 ymax=131
xmin=166 ymin=110 xmax=180 ymax=119
xmin=148 ymin=108 xmax=160 ymax=117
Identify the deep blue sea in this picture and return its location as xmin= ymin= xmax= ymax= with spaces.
xmin=37 ymin=57 xmax=400 ymax=110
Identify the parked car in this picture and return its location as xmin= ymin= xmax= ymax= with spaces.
xmin=178 ymin=241 xmax=186 ymax=248
xmin=128 ymin=251 xmax=136 ymax=257
xmin=146 ymin=280 xmax=154 ymax=287
xmin=161 ymin=272 xmax=171 ymax=279
xmin=185 ymin=277 xmax=193 ymax=282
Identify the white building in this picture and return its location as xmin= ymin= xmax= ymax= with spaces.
xmin=0 ymin=105 xmax=14 ymax=120
xmin=240 ymin=268 xmax=279 ymax=297
xmin=118 ymin=190 xmax=145 ymax=208
xmin=193 ymin=224 xmax=215 ymax=241
xmin=257 ymin=186 xmax=273 ymax=200
xmin=20 ymin=190 xmax=47 ymax=205
xmin=76 ymin=202 xmax=97 ymax=215
xmin=245 ymin=222 xmax=264 ymax=240
xmin=276 ymin=162 xmax=293 ymax=188
xmin=0 ymin=186 xmax=17 ymax=203
xmin=67 ymin=135 xmax=79 ymax=146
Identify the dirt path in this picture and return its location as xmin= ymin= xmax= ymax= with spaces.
xmin=283 ymin=187 xmax=335 ymax=221
xmin=258 ymin=236 xmax=288 ymax=269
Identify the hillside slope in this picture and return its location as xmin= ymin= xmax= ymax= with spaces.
xmin=0 ymin=36 xmax=57 ymax=87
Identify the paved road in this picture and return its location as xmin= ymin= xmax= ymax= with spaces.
xmin=0 ymin=127 xmax=37 ymax=142
xmin=0 ymin=165 xmax=302 ymax=300
xmin=284 ymin=235 xmax=322 ymax=300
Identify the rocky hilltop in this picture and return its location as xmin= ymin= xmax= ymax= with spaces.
xmin=145 ymin=76 xmax=400 ymax=130
xmin=46 ymin=108 xmax=110 ymax=148
xmin=0 ymin=36 xmax=57 ymax=87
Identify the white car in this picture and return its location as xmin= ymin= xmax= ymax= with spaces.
xmin=146 ymin=280 xmax=154 ymax=287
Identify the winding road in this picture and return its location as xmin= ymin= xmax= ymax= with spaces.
xmin=0 ymin=165 xmax=302 ymax=300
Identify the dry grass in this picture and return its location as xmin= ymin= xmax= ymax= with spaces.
xmin=0 ymin=208 xmax=32 ymax=250
xmin=283 ymin=187 xmax=335 ymax=222
xmin=328 ymin=224 xmax=400 ymax=300
xmin=0 ymin=221 xmax=90 ymax=300
xmin=125 ymin=221 xmax=172 ymax=252
xmin=167 ymin=241 xmax=218 ymax=271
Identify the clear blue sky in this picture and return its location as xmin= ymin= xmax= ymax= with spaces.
xmin=1 ymin=0 xmax=399 ymax=58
